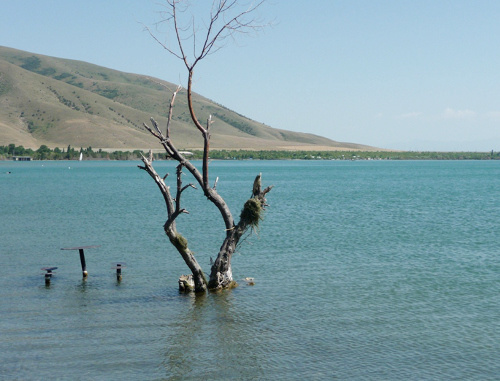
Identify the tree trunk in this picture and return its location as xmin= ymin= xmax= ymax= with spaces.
xmin=167 ymin=228 xmax=207 ymax=293
xmin=208 ymin=176 xmax=272 ymax=290
xmin=140 ymin=0 xmax=271 ymax=293
xmin=208 ymin=230 xmax=241 ymax=290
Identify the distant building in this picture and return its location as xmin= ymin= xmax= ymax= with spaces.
xmin=12 ymin=156 xmax=32 ymax=161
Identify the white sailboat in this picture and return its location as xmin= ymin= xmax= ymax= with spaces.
xmin=79 ymin=152 xmax=83 ymax=161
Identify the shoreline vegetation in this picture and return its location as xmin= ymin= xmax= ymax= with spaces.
xmin=1 ymin=144 xmax=499 ymax=161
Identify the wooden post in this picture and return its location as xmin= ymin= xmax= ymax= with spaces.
xmin=78 ymin=249 xmax=87 ymax=278
xmin=61 ymin=245 xmax=100 ymax=279
xmin=116 ymin=264 xmax=122 ymax=281
xmin=42 ymin=267 xmax=57 ymax=285
xmin=111 ymin=263 xmax=126 ymax=281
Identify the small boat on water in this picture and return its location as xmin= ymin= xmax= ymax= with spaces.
xmin=79 ymin=152 xmax=83 ymax=161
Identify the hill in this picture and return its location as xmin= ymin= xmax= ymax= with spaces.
xmin=0 ymin=46 xmax=376 ymax=151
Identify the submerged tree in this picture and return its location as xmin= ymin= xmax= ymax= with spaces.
xmin=138 ymin=0 xmax=272 ymax=292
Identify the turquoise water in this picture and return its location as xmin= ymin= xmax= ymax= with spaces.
xmin=0 ymin=160 xmax=498 ymax=380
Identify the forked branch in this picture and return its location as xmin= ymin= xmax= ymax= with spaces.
xmin=146 ymin=0 xmax=267 ymax=69
xmin=140 ymin=0 xmax=272 ymax=291
xmin=138 ymin=150 xmax=206 ymax=292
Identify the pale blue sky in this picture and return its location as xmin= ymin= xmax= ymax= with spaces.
xmin=1 ymin=0 xmax=500 ymax=151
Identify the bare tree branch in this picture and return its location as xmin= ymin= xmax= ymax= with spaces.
xmin=138 ymin=149 xmax=207 ymax=292
xmin=148 ymin=0 xmax=267 ymax=69
xmin=166 ymin=85 xmax=182 ymax=138
xmin=140 ymin=0 xmax=272 ymax=291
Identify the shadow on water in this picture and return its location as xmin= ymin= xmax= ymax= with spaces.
xmin=160 ymin=289 xmax=265 ymax=380
xmin=61 ymin=278 xmax=104 ymax=312
xmin=160 ymin=293 xmax=206 ymax=378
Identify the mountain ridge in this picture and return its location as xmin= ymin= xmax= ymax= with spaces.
xmin=0 ymin=46 xmax=378 ymax=151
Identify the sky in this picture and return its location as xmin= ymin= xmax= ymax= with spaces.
xmin=1 ymin=0 xmax=500 ymax=151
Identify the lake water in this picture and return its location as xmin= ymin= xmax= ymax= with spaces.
xmin=0 ymin=160 xmax=498 ymax=380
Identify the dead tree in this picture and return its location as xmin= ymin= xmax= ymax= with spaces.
xmin=138 ymin=0 xmax=272 ymax=292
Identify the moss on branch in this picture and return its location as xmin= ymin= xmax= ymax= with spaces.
xmin=169 ymin=233 xmax=188 ymax=251
xmin=239 ymin=198 xmax=262 ymax=228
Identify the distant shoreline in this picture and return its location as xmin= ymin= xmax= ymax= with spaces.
xmin=1 ymin=144 xmax=498 ymax=161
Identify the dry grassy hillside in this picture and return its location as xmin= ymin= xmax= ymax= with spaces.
xmin=0 ymin=46 xmax=377 ymax=151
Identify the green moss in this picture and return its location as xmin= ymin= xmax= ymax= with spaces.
xmin=240 ymin=198 xmax=262 ymax=227
xmin=170 ymin=233 xmax=188 ymax=251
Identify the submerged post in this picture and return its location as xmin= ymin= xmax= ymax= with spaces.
xmin=61 ymin=245 xmax=100 ymax=279
xmin=111 ymin=262 xmax=126 ymax=281
xmin=42 ymin=267 xmax=57 ymax=285
xmin=79 ymin=249 xmax=87 ymax=278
